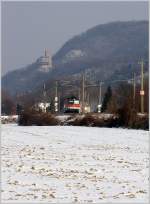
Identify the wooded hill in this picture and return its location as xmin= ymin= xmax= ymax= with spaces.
xmin=2 ymin=21 xmax=148 ymax=96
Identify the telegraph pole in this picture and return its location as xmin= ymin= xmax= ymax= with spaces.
xmin=87 ymin=92 xmax=90 ymax=105
xmin=133 ymin=73 xmax=136 ymax=110
xmin=82 ymin=73 xmax=85 ymax=113
xmin=58 ymin=92 xmax=60 ymax=113
xmin=98 ymin=82 xmax=102 ymax=113
xmin=78 ymin=88 xmax=81 ymax=101
xmin=43 ymin=83 xmax=46 ymax=100
xmin=139 ymin=60 xmax=144 ymax=113
xmin=43 ymin=83 xmax=47 ymax=112
xmin=54 ymin=81 xmax=58 ymax=113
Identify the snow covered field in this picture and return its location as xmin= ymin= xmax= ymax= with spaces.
xmin=1 ymin=124 xmax=149 ymax=203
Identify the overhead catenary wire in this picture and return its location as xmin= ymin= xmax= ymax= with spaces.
xmin=53 ymin=62 xmax=145 ymax=113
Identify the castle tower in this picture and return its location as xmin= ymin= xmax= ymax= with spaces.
xmin=45 ymin=48 xmax=48 ymax=57
xmin=37 ymin=49 xmax=52 ymax=72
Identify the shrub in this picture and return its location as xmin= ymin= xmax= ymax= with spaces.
xmin=117 ymin=107 xmax=149 ymax=130
xmin=72 ymin=114 xmax=95 ymax=126
xmin=133 ymin=115 xmax=149 ymax=130
xmin=18 ymin=109 xmax=60 ymax=126
xmin=67 ymin=113 xmax=120 ymax=128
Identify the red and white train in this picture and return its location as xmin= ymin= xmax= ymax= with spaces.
xmin=64 ymin=97 xmax=81 ymax=113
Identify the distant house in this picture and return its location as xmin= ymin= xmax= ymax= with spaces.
xmin=34 ymin=102 xmax=50 ymax=113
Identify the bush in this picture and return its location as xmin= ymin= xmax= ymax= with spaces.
xmin=71 ymin=114 xmax=95 ymax=126
xmin=133 ymin=115 xmax=149 ymax=130
xmin=68 ymin=114 xmax=120 ymax=128
xmin=18 ymin=109 xmax=60 ymax=126
xmin=18 ymin=109 xmax=149 ymax=130
xmin=117 ymin=107 xmax=149 ymax=130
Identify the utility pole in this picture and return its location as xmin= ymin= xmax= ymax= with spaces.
xmin=78 ymin=88 xmax=81 ymax=101
xmin=58 ymin=92 xmax=60 ymax=113
xmin=43 ymin=83 xmax=46 ymax=99
xmin=98 ymin=82 xmax=102 ymax=113
xmin=87 ymin=92 xmax=90 ymax=105
xmin=84 ymin=90 xmax=87 ymax=104
xmin=139 ymin=60 xmax=144 ymax=113
xmin=54 ymin=81 xmax=58 ymax=113
xmin=43 ymin=83 xmax=47 ymax=112
xmin=82 ymin=73 xmax=85 ymax=114
xmin=133 ymin=73 xmax=136 ymax=110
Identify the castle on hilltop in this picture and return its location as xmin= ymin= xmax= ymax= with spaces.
xmin=37 ymin=49 xmax=52 ymax=72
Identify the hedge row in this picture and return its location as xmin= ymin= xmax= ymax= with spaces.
xmin=18 ymin=110 xmax=60 ymax=126
xmin=18 ymin=110 xmax=149 ymax=130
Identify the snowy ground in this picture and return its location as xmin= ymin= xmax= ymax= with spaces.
xmin=1 ymin=124 xmax=149 ymax=203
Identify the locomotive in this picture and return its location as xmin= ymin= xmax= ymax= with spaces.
xmin=64 ymin=96 xmax=81 ymax=113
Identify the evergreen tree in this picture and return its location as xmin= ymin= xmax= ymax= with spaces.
xmin=101 ymin=86 xmax=112 ymax=112
xmin=16 ymin=104 xmax=23 ymax=115
xmin=107 ymin=95 xmax=118 ymax=114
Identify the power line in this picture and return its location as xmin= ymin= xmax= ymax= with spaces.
xmin=54 ymin=61 xmax=146 ymax=113
xmin=85 ymin=78 xmax=134 ymax=88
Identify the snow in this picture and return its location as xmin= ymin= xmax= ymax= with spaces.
xmin=1 ymin=124 xmax=149 ymax=203
xmin=1 ymin=115 xmax=18 ymax=119
xmin=56 ymin=115 xmax=71 ymax=122
xmin=63 ymin=49 xmax=85 ymax=63
xmin=1 ymin=115 xmax=18 ymax=124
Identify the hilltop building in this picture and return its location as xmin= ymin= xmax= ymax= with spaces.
xmin=37 ymin=49 xmax=52 ymax=72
